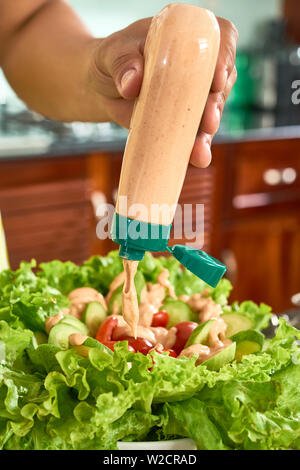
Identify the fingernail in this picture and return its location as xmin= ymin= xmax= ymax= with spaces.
xmin=121 ymin=69 xmax=136 ymax=90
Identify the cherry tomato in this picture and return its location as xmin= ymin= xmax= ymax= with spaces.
xmin=117 ymin=336 xmax=153 ymax=355
xmin=95 ymin=316 xmax=118 ymax=342
xmin=172 ymin=321 xmax=198 ymax=354
xmin=157 ymin=348 xmax=177 ymax=358
xmin=151 ymin=311 xmax=169 ymax=328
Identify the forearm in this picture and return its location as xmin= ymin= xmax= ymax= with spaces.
xmin=0 ymin=0 xmax=108 ymax=122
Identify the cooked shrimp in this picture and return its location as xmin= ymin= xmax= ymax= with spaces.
xmin=157 ymin=268 xmax=176 ymax=298
xmin=68 ymin=287 xmax=107 ymax=319
xmin=208 ymin=318 xmax=227 ymax=349
xmin=106 ymin=271 xmax=126 ymax=303
xmin=179 ymin=343 xmax=211 ymax=363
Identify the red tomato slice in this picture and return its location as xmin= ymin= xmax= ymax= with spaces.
xmin=158 ymin=348 xmax=177 ymax=358
xmin=172 ymin=321 xmax=198 ymax=354
xmin=117 ymin=336 xmax=154 ymax=355
xmin=95 ymin=316 xmax=118 ymax=342
xmin=151 ymin=311 xmax=169 ymax=328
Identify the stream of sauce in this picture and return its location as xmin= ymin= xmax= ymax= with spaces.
xmin=56 ymin=261 xmax=230 ymax=362
xmin=122 ymin=259 xmax=140 ymax=338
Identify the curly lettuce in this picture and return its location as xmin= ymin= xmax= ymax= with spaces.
xmin=0 ymin=316 xmax=299 ymax=450
xmin=0 ymin=252 xmax=298 ymax=450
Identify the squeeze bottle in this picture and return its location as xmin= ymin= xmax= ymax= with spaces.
xmin=112 ymin=4 xmax=226 ymax=288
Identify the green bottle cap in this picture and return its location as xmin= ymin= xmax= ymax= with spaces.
xmin=111 ymin=212 xmax=171 ymax=261
xmin=111 ymin=213 xmax=227 ymax=287
xmin=167 ymin=245 xmax=226 ymax=288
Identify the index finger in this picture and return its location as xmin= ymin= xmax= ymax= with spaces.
xmin=211 ymin=17 xmax=239 ymax=93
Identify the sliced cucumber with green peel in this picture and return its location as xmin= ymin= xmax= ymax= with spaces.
xmin=222 ymin=313 xmax=254 ymax=338
xmin=48 ymin=323 xmax=84 ymax=349
xmin=230 ymin=329 xmax=264 ymax=361
xmin=108 ymin=285 xmax=123 ymax=314
xmin=71 ymin=336 xmax=113 ymax=358
xmin=202 ymin=342 xmax=236 ymax=371
xmin=82 ymin=301 xmax=107 ymax=336
xmin=34 ymin=331 xmax=48 ymax=345
xmin=184 ymin=320 xmax=214 ymax=348
xmin=162 ymin=298 xmax=194 ymax=328
xmin=60 ymin=314 xmax=88 ymax=335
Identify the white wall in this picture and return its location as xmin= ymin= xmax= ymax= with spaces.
xmin=68 ymin=0 xmax=282 ymax=48
xmin=0 ymin=0 xmax=282 ymax=105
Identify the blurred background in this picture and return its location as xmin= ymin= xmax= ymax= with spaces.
xmin=0 ymin=0 xmax=300 ymax=314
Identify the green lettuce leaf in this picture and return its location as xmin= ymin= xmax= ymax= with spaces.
xmin=0 ymin=252 xmax=299 ymax=451
xmin=0 ymin=261 xmax=68 ymax=331
xmin=0 ymin=321 xmax=33 ymax=366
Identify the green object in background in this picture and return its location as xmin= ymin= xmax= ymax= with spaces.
xmin=0 ymin=212 xmax=10 ymax=271
xmin=226 ymin=51 xmax=257 ymax=109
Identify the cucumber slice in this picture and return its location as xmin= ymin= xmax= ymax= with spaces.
xmin=72 ymin=337 xmax=113 ymax=358
xmin=34 ymin=331 xmax=48 ymax=345
xmin=162 ymin=298 xmax=194 ymax=328
xmin=108 ymin=285 xmax=122 ymax=314
xmin=230 ymin=329 xmax=264 ymax=362
xmin=202 ymin=342 xmax=236 ymax=371
xmin=222 ymin=313 xmax=254 ymax=338
xmin=60 ymin=314 xmax=88 ymax=335
xmin=184 ymin=320 xmax=214 ymax=348
xmin=82 ymin=301 xmax=107 ymax=337
xmin=48 ymin=323 xmax=84 ymax=349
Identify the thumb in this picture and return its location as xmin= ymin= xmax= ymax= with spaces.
xmin=94 ymin=19 xmax=151 ymax=100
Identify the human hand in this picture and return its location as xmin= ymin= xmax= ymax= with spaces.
xmin=90 ymin=15 xmax=238 ymax=168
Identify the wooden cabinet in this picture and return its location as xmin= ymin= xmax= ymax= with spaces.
xmin=216 ymin=138 xmax=300 ymax=312
xmin=222 ymin=215 xmax=300 ymax=311
xmin=0 ymin=136 xmax=299 ymax=313
xmin=0 ymin=155 xmax=94 ymax=267
xmin=284 ymin=0 xmax=300 ymax=43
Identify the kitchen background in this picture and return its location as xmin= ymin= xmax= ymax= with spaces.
xmin=0 ymin=0 xmax=300 ymax=314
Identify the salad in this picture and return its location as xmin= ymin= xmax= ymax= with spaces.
xmin=0 ymin=250 xmax=300 ymax=450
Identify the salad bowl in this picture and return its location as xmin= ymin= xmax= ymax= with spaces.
xmin=0 ymin=251 xmax=300 ymax=450
xmin=117 ymin=438 xmax=197 ymax=450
